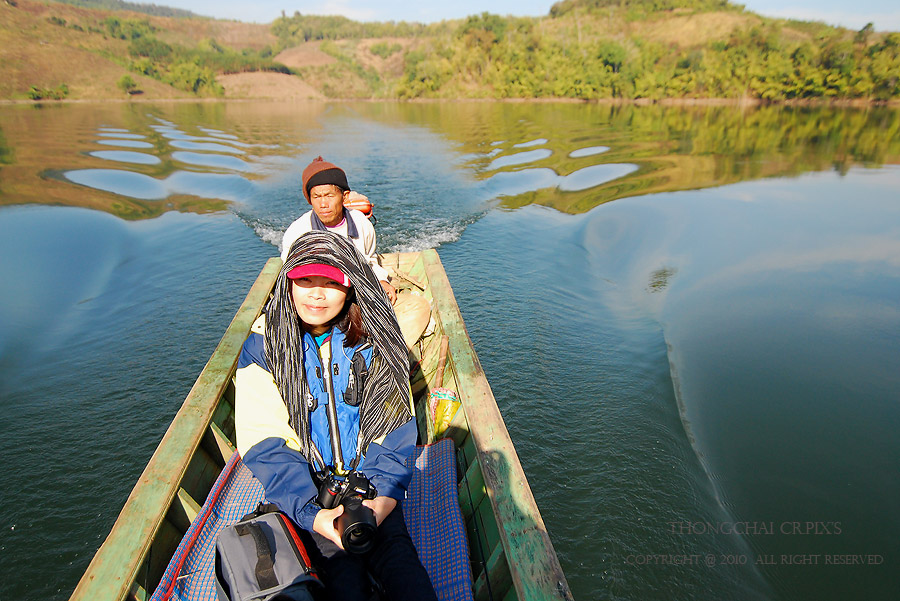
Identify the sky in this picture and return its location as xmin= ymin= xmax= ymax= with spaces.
xmin=161 ymin=0 xmax=900 ymax=32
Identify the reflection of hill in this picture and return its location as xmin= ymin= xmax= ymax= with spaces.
xmin=3 ymin=101 xmax=899 ymax=220
xmin=359 ymin=103 xmax=900 ymax=214
xmin=0 ymin=102 xmax=327 ymax=220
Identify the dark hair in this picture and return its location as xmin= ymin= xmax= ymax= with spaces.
xmin=336 ymin=302 xmax=367 ymax=346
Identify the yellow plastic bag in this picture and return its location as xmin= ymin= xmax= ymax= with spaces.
xmin=429 ymin=387 xmax=460 ymax=438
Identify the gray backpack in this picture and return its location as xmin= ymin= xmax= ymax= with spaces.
xmin=215 ymin=504 xmax=323 ymax=601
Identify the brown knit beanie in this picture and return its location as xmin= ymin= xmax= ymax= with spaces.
xmin=301 ymin=156 xmax=349 ymax=202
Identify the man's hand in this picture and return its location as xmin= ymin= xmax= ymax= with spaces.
xmin=380 ymin=280 xmax=397 ymax=304
xmin=312 ymin=504 xmax=346 ymax=549
xmin=362 ymin=496 xmax=397 ymax=527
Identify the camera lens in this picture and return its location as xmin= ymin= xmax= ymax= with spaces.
xmin=337 ymin=497 xmax=377 ymax=554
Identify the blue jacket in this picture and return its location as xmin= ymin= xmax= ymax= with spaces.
xmin=234 ymin=315 xmax=416 ymax=531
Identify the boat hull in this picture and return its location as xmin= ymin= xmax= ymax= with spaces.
xmin=71 ymin=250 xmax=572 ymax=601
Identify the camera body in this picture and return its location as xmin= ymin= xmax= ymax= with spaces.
xmin=316 ymin=471 xmax=378 ymax=554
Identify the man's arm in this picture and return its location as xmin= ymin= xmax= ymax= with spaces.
xmin=350 ymin=210 xmax=396 ymax=302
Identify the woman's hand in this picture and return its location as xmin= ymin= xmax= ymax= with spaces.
xmin=362 ymin=496 xmax=397 ymax=526
xmin=312 ymin=505 xmax=346 ymax=549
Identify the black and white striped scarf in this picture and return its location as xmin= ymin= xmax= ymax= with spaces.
xmin=264 ymin=230 xmax=413 ymax=464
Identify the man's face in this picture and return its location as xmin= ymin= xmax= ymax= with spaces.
xmin=309 ymin=184 xmax=348 ymax=227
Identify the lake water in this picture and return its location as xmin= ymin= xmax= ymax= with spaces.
xmin=1 ymin=101 xmax=898 ymax=601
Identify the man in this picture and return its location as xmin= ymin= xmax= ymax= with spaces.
xmin=282 ymin=156 xmax=397 ymax=303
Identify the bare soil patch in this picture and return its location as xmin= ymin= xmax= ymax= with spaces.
xmin=275 ymin=42 xmax=337 ymax=70
xmin=156 ymin=18 xmax=277 ymax=51
xmin=635 ymin=12 xmax=761 ymax=46
xmin=354 ymin=37 xmax=414 ymax=79
xmin=218 ymin=71 xmax=325 ymax=100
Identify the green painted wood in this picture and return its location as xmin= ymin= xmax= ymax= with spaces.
xmin=128 ymin=582 xmax=147 ymax=601
xmin=474 ymin=542 xmax=513 ymax=601
xmin=208 ymin=421 xmax=236 ymax=464
xmin=474 ymin=496 xmax=502 ymax=558
xmin=70 ymin=258 xmax=282 ymax=601
xmin=458 ymin=459 xmax=486 ymax=521
xmin=141 ymin=518 xmax=182 ymax=595
xmin=459 ymin=430 xmax=478 ymax=473
xmin=175 ymin=488 xmax=202 ymax=528
xmin=421 ymin=250 xmax=573 ymax=601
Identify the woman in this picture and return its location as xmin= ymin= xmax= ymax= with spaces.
xmin=234 ymin=231 xmax=436 ymax=601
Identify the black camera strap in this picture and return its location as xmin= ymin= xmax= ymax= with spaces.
xmin=306 ymin=333 xmax=366 ymax=476
xmin=321 ymin=345 xmax=346 ymax=473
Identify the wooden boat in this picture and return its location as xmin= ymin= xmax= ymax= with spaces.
xmin=70 ymin=250 xmax=572 ymax=601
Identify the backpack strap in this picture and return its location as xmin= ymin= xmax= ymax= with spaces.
xmin=234 ymin=522 xmax=278 ymax=591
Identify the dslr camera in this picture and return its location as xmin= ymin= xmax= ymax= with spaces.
xmin=315 ymin=471 xmax=378 ymax=554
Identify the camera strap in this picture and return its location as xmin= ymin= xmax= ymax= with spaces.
xmin=321 ymin=344 xmax=346 ymax=473
xmin=305 ymin=332 xmax=367 ymax=476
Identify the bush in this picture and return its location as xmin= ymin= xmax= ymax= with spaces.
xmin=129 ymin=37 xmax=172 ymax=59
xmin=28 ymin=84 xmax=69 ymax=100
xmin=371 ymin=42 xmax=402 ymax=58
xmin=104 ymin=17 xmax=155 ymax=40
xmin=165 ymin=62 xmax=223 ymax=95
xmin=117 ymin=75 xmax=139 ymax=94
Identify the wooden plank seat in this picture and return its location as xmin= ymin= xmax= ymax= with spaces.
xmin=148 ymin=439 xmax=472 ymax=601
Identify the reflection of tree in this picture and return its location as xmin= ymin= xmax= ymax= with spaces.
xmin=0 ymin=102 xmax=325 ymax=220
xmin=0 ymin=127 xmax=14 ymax=166
xmin=383 ymin=102 xmax=900 ymax=214
xmin=648 ymin=267 xmax=677 ymax=293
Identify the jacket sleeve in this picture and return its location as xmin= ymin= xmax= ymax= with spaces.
xmin=234 ymin=325 xmax=322 ymax=531
xmin=359 ymin=418 xmax=417 ymax=500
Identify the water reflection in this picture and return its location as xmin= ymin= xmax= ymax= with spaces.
xmin=0 ymin=103 xmax=326 ymax=219
xmin=350 ymin=103 xmax=900 ymax=214
xmin=2 ymin=103 xmax=898 ymax=222
xmin=64 ymin=169 xmax=256 ymax=201
xmin=514 ymin=138 xmax=548 ymax=148
xmin=171 ymin=151 xmax=252 ymax=171
xmin=487 ymin=148 xmax=552 ymax=170
xmin=88 ymin=150 xmax=161 ymax=165
xmin=97 ymin=132 xmax=146 ymax=139
xmin=569 ymin=146 xmax=609 ymax=158
xmin=560 ymin=163 xmax=639 ymax=192
xmin=96 ymin=139 xmax=154 ymax=149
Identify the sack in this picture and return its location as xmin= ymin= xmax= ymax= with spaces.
xmin=215 ymin=504 xmax=323 ymax=601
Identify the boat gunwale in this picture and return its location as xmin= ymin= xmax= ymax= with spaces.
xmin=420 ymin=249 xmax=572 ymax=601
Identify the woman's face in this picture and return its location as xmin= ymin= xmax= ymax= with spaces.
xmin=291 ymin=275 xmax=350 ymax=335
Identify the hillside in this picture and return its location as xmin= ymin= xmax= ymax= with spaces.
xmin=1 ymin=0 xmax=898 ymax=102
xmin=0 ymin=0 xmax=278 ymax=100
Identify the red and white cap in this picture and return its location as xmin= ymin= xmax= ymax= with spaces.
xmin=286 ymin=263 xmax=351 ymax=287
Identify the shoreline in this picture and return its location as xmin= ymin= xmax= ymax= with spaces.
xmin=2 ymin=96 xmax=898 ymax=108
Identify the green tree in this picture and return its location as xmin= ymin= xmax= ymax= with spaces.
xmin=117 ymin=74 xmax=138 ymax=94
xmin=128 ymin=37 xmax=172 ymax=60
